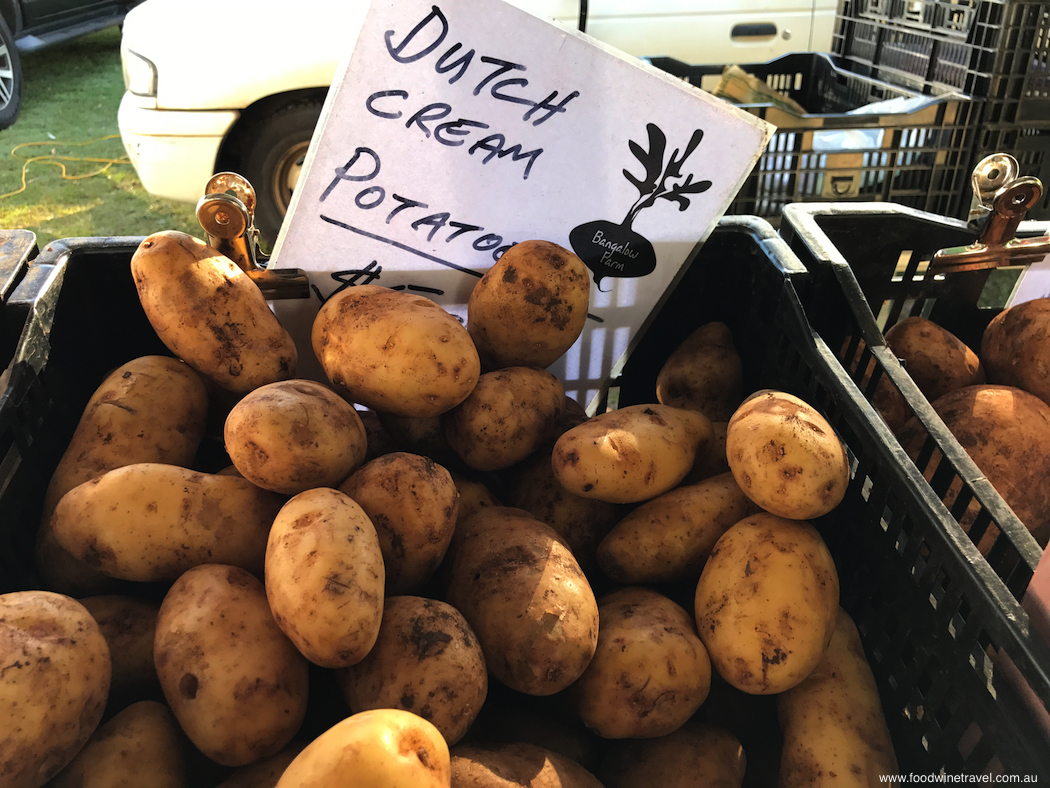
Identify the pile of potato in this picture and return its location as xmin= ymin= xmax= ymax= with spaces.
xmin=852 ymin=299 xmax=1050 ymax=551
xmin=1 ymin=230 xmax=899 ymax=787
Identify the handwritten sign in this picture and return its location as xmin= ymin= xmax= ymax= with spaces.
xmin=271 ymin=0 xmax=773 ymax=410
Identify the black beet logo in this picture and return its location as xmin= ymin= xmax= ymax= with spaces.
xmin=570 ymin=124 xmax=711 ymax=290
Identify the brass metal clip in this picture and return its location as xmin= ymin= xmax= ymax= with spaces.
xmin=196 ymin=172 xmax=310 ymax=300
xmin=932 ymin=154 xmax=1050 ymax=274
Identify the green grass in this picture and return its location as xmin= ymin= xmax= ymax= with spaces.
xmin=0 ymin=26 xmax=200 ymax=248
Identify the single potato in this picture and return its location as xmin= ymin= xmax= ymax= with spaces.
xmin=154 ymin=564 xmax=310 ymax=767
xmin=467 ymin=240 xmax=590 ymax=370
xmin=312 ymin=285 xmax=480 ymax=417
xmin=0 ymin=591 xmax=111 ymax=788
xmin=726 ymin=390 xmax=849 ymax=520
xmin=47 ymin=700 xmax=187 ymax=788
xmin=597 ymin=472 xmax=758 ymax=585
xmin=884 ymin=316 xmax=984 ymax=403
xmin=131 ymin=231 xmax=297 ymax=393
xmin=981 ymin=296 xmax=1050 ymax=408
xmin=897 ymin=384 xmax=1050 ymax=548
xmin=444 ymin=367 xmax=566 ymax=471
xmin=656 ymin=322 xmax=744 ymax=421
xmin=36 ymin=354 xmax=209 ymax=597
xmin=695 ymin=513 xmax=840 ymax=695
xmin=224 ymin=379 xmax=368 ymax=494
xmin=597 ymin=722 xmax=745 ymax=788
xmin=275 ymin=709 xmax=451 ymax=788
xmin=444 ymin=508 xmax=599 ymax=696
xmin=451 ymin=742 xmax=604 ymax=788
xmin=340 ymin=453 xmax=459 ymax=595
xmin=573 ymin=587 xmax=711 ymax=739
xmin=552 ymin=403 xmax=713 ymax=504
xmin=778 ymin=608 xmax=898 ymax=787
xmin=337 ymin=596 xmax=488 ymax=746
xmin=51 ymin=463 xmax=284 ymax=582
xmin=265 ymin=487 xmax=385 ymax=668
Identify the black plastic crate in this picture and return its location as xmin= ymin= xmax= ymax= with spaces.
xmin=2 ymin=220 xmax=1048 ymax=778
xmin=618 ymin=217 xmax=1050 ymax=778
xmin=779 ymin=203 xmax=1050 ymax=773
xmin=650 ymin=52 xmax=978 ymax=222
xmin=835 ymin=0 xmax=1050 ymax=124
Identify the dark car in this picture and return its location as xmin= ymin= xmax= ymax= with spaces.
xmin=1 ymin=0 xmax=141 ymax=129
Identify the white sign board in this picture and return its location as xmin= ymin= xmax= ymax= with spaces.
xmin=1007 ymin=253 xmax=1050 ymax=306
xmin=272 ymin=0 xmax=773 ymax=409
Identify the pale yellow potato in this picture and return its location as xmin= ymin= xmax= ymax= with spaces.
xmin=445 ymin=367 xmax=566 ymax=471
xmin=885 ymin=316 xmax=984 ymax=403
xmin=216 ymin=743 xmax=307 ymax=788
xmin=51 ymin=463 xmax=283 ymax=582
xmin=467 ymin=239 xmax=590 ymax=371
xmin=340 ymin=453 xmax=459 ymax=595
xmin=275 ymin=709 xmax=450 ymax=788
xmin=778 ymin=608 xmax=898 ymax=787
xmin=131 ymin=231 xmax=297 ymax=394
xmin=0 ymin=591 xmax=111 ymax=788
xmin=656 ymin=322 xmax=744 ymax=421
xmin=337 ymin=596 xmax=487 ymax=745
xmin=312 ymin=285 xmax=480 ymax=418
xmin=48 ymin=700 xmax=187 ymax=788
xmin=224 ymin=379 xmax=368 ymax=494
xmin=597 ymin=722 xmax=745 ymax=788
xmin=79 ymin=595 xmax=161 ymax=707
xmin=451 ymin=742 xmax=603 ymax=788
xmin=36 ymin=354 xmax=209 ymax=596
xmin=504 ymin=446 xmax=621 ymax=580
xmin=573 ymin=587 xmax=711 ymax=739
xmin=444 ymin=508 xmax=598 ymax=696
xmin=265 ymin=488 xmax=385 ymax=668
xmin=552 ymin=403 xmax=713 ymax=503
xmin=596 ymin=472 xmax=758 ymax=585
xmin=726 ymin=390 xmax=849 ymax=520
xmin=983 ymin=296 xmax=1050 ymax=408
xmin=694 ymin=513 xmax=839 ymax=695
xmin=154 ymin=564 xmax=309 ymax=767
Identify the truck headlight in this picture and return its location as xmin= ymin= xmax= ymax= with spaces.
xmin=122 ymin=47 xmax=158 ymax=97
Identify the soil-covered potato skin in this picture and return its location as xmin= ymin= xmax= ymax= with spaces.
xmin=981 ymin=296 xmax=1050 ymax=408
xmin=154 ymin=564 xmax=310 ymax=767
xmin=339 ymin=453 xmax=459 ymax=596
xmin=444 ymin=508 xmax=599 ymax=697
xmin=224 ymin=378 xmax=368 ymax=495
xmin=898 ymin=383 xmax=1050 ymax=548
xmin=467 ymin=240 xmax=591 ymax=371
xmin=337 ymin=596 xmax=487 ymax=746
xmin=0 ymin=591 xmax=112 ymax=788
xmin=884 ymin=316 xmax=984 ymax=403
xmin=131 ymin=230 xmax=297 ymax=394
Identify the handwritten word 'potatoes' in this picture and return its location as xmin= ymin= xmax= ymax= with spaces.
xmin=385 ymin=5 xmax=580 ymax=127
xmin=320 ymin=147 xmax=516 ymax=262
